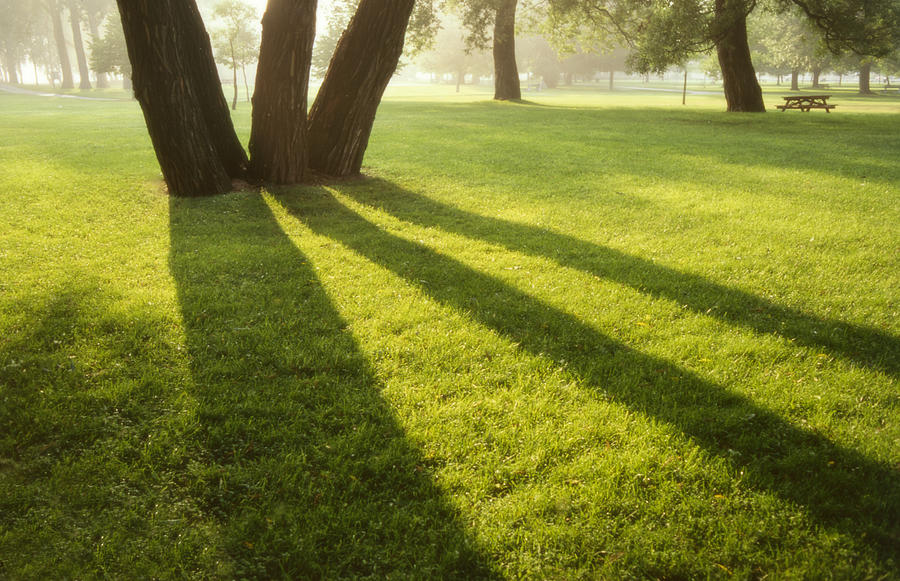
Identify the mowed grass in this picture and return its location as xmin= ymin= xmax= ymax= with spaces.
xmin=1 ymin=85 xmax=898 ymax=579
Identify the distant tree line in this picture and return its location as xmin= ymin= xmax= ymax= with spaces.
xmin=2 ymin=0 xmax=896 ymax=198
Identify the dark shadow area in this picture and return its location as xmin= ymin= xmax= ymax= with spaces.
xmin=168 ymin=193 xmax=496 ymax=579
xmin=275 ymin=189 xmax=900 ymax=569
xmin=340 ymin=179 xmax=900 ymax=380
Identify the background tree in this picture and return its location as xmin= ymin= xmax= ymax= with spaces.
xmin=82 ymin=0 xmax=115 ymax=87
xmin=454 ymin=0 xmax=524 ymax=100
xmin=89 ymin=13 xmax=131 ymax=89
xmin=418 ymin=17 xmax=493 ymax=91
xmin=547 ymin=0 xmax=899 ymax=112
xmin=46 ymin=0 xmax=76 ymax=89
xmin=23 ymin=6 xmax=57 ymax=86
xmin=67 ymin=0 xmax=93 ymax=89
xmin=311 ymin=0 xmax=358 ymax=79
xmin=0 ymin=0 xmax=34 ymax=84
xmin=750 ymin=7 xmax=828 ymax=91
xmin=210 ymin=0 xmax=261 ymax=110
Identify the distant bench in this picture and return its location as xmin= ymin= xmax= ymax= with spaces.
xmin=777 ymin=95 xmax=836 ymax=112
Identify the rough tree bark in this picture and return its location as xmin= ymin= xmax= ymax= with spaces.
xmin=174 ymin=1 xmax=249 ymax=178
xmin=116 ymin=0 xmax=241 ymax=196
xmin=859 ymin=61 xmax=872 ymax=94
xmin=306 ymin=0 xmax=415 ymax=177
xmin=248 ymin=0 xmax=317 ymax=184
xmin=49 ymin=0 xmax=75 ymax=90
xmin=492 ymin=0 xmax=521 ymax=100
xmin=68 ymin=0 xmax=93 ymax=89
xmin=714 ymin=0 xmax=765 ymax=112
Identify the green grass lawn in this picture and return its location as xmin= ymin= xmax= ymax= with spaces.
xmin=1 ymin=85 xmax=898 ymax=579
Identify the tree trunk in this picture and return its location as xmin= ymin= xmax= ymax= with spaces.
xmin=242 ymin=65 xmax=250 ymax=102
xmin=116 ymin=0 xmax=239 ymax=196
xmin=307 ymin=0 xmax=415 ymax=177
xmin=608 ymin=70 xmax=614 ymax=91
xmin=49 ymin=0 xmax=75 ymax=90
xmin=86 ymin=11 xmax=109 ymax=88
xmin=169 ymin=1 xmax=248 ymax=178
xmin=859 ymin=61 xmax=872 ymax=94
xmin=68 ymin=0 xmax=92 ymax=89
xmin=249 ymin=0 xmax=317 ymax=184
xmin=3 ymin=54 xmax=19 ymax=84
xmin=791 ymin=68 xmax=799 ymax=90
xmin=492 ymin=0 xmax=520 ymax=101
xmin=714 ymin=0 xmax=764 ymax=112
xmin=812 ymin=68 xmax=821 ymax=88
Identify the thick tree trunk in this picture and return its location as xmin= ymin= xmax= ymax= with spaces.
xmin=859 ymin=61 xmax=872 ymax=94
xmin=307 ymin=0 xmax=415 ymax=177
xmin=791 ymin=68 xmax=800 ymax=90
xmin=249 ymin=0 xmax=317 ymax=184
xmin=714 ymin=0 xmax=764 ymax=112
xmin=492 ymin=0 xmax=520 ymax=101
xmin=49 ymin=0 xmax=75 ymax=90
xmin=86 ymin=11 xmax=109 ymax=88
xmin=68 ymin=0 xmax=92 ymax=89
xmin=177 ymin=2 xmax=249 ymax=178
xmin=116 ymin=0 xmax=239 ymax=196
xmin=812 ymin=68 xmax=821 ymax=88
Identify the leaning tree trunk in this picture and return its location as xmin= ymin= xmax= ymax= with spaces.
xmin=248 ymin=0 xmax=317 ymax=184
xmin=116 ymin=0 xmax=236 ymax=196
xmin=175 ymin=0 xmax=249 ymax=179
xmin=306 ymin=0 xmax=415 ymax=177
xmin=49 ymin=0 xmax=74 ymax=89
xmin=714 ymin=0 xmax=765 ymax=112
xmin=68 ymin=0 xmax=92 ymax=89
xmin=859 ymin=61 xmax=872 ymax=94
xmin=492 ymin=0 xmax=521 ymax=101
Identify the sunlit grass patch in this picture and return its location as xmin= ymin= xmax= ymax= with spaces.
xmin=1 ymin=89 xmax=898 ymax=579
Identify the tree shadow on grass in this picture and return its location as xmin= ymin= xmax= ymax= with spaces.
xmin=168 ymin=192 xmax=496 ymax=579
xmin=274 ymin=189 xmax=900 ymax=569
xmin=340 ymin=179 xmax=900 ymax=380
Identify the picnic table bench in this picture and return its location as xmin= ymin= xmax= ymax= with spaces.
xmin=776 ymin=95 xmax=836 ymax=112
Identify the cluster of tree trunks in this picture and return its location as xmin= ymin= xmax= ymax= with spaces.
xmin=117 ymin=0 xmax=416 ymax=196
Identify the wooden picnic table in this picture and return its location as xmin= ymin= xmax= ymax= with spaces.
xmin=776 ymin=95 xmax=836 ymax=112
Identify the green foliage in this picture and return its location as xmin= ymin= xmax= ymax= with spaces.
xmin=312 ymin=0 xmax=359 ymax=78
xmin=417 ymin=17 xmax=493 ymax=82
xmin=89 ymin=15 xmax=130 ymax=77
xmin=749 ymin=6 xmax=831 ymax=76
xmin=209 ymin=0 xmax=260 ymax=70
xmin=1 ymin=87 xmax=899 ymax=579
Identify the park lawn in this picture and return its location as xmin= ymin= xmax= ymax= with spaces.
xmin=1 ymin=87 xmax=898 ymax=579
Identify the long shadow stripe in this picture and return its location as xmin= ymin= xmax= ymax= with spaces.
xmin=340 ymin=179 xmax=900 ymax=379
xmin=275 ymin=188 xmax=900 ymax=566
